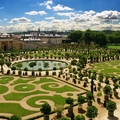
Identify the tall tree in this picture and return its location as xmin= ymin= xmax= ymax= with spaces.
xmin=95 ymin=32 xmax=107 ymax=46
xmin=83 ymin=29 xmax=93 ymax=45
xmin=68 ymin=30 xmax=83 ymax=43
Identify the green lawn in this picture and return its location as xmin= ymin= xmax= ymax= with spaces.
xmin=41 ymin=83 xmax=79 ymax=93
xmin=107 ymin=45 xmax=120 ymax=49
xmin=0 ymin=85 xmax=8 ymax=94
xmin=10 ymin=78 xmax=34 ymax=85
xmin=27 ymin=95 xmax=67 ymax=108
xmin=14 ymin=84 xmax=35 ymax=91
xmin=92 ymin=60 xmax=120 ymax=76
xmin=0 ymin=76 xmax=14 ymax=84
xmin=33 ymin=77 xmax=56 ymax=84
xmin=4 ymin=90 xmax=48 ymax=101
xmin=0 ymin=103 xmax=35 ymax=116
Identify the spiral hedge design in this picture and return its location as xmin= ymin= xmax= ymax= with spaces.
xmin=0 ymin=76 xmax=86 ymax=118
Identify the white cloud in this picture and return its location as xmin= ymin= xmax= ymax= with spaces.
xmin=91 ymin=23 xmax=113 ymax=31
xmin=70 ymin=10 xmax=120 ymax=25
xmin=0 ymin=26 xmax=5 ymax=32
xmin=79 ymin=10 xmax=83 ymax=13
xmin=39 ymin=0 xmax=53 ymax=9
xmin=96 ymin=10 xmax=120 ymax=19
xmin=9 ymin=17 xmax=31 ymax=23
xmin=84 ymin=10 xmax=96 ymax=15
xmin=51 ymin=19 xmax=69 ymax=23
xmin=1 ymin=10 xmax=120 ymax=33
xmin=72 ymin=13 xmax=92 ymax=22
xmin=25 ymin=11 xmax=47 ymax=15
xmin=45 ymin=17 xmax=54 ymax=20
xmin=39 ymin=0 xmax=53 ymax=6
xmin=4 ymin=18 xmax=7 ymax=21
xmin=46 ymin=5 xmax=52 ymax=9
xmin=1 ymin=23 xmax=38 ymax=33
xmin=0 ymin=7 xmax=4 ymax=9
xmin=56 ymin=12 xmax=75 ymax=17
xmin=53 ymin=4 xmax=73 ymax=11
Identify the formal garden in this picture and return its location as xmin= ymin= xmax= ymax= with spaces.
xmin=0 ymin=76 xmax=87 ymax=120
xmin=0 ymin=41 xmax=120 ymax=119
xmin=0 ymin=45 xmax=120 ymax=120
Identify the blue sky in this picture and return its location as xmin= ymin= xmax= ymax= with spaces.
xmin=0 ymin=0 xmax=120 ymax=33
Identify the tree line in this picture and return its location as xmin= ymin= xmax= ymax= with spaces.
xmin=67 ymin=29 xmax=120 ymax=47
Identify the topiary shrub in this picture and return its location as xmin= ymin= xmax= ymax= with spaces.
xmin=18 ymin=70 xmax=22 ymax=76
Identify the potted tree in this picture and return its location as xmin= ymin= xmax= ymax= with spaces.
xmin=97 ymin=82 xmax=101 ymax=91
xmin=77 ymin=95 xmax=85 ymax=112
xmin=29 ymin=62 xmax=36 ymax=76
xmin=54 ymin=104 xmax=64 ymax=118
xmin=24 ymin=67 xmax=28 ymax=76
xmin=88 ymin=70 xmax=92 ymax=79
xmin=113 ymin=83 xmax=119 ymax=98
xmin=91 ymin=75 xmax=96 ymax=94
xmin=18 ymin=70 xmax=22 ymax=76
xmin=40 ymin=103 xmax=51 ymax=120
xmin=38 ymin=68 xmax=42 ymax=76
xmin=66 ymin=97 xmax=74 ymax=116
xmin=11 ymin=66 xmax=16 ymax=75
xmin=97 ymin=92 xmax=102 ymax=104
xmin=74 ymin=114 xmax=85 ymax=120
xmin=60 ymin=117 xmax=69 ymax=120
xmin=86 ymin=91 xmax=94 ymax=106
xmin=98 ymin=73 xmax=104 ymax=82
xmin=103 ymin=85 xmax=112 ymax=102
xmin=86 ymin=105 xmax=98 ymax=120
xmin=106 ymin=101 xmax=117 ymax=117
xmin=0 ymin=58 xmax=4 ymax=73
xmin=9 ymin=115 xmax=21 ymax=120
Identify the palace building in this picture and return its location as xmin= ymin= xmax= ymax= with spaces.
xmin=0 ymin=33 xmax=13 ymax=51
xmin=0 ymin=31 xmax=67 ymax=51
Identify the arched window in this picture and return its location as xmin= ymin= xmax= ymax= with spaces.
xmin=19 ymin=43 xmax=23 ymax=49
xmin=1 ymin=42 xmax=7 ymax=51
